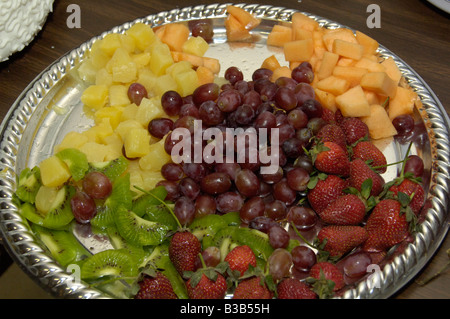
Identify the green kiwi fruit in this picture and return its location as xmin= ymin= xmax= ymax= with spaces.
xmin=114 ymin=206 xmax=170 ymax=247
xmin=15 ymin=166 xmax=41 ymax=204
xmin=80 ymin=248 xmax=138 ymax=281
xmin=20 ymin=202 xmax=45 ymax=226
xmin=34 ymin=185 xmax=76 ymax=229
xmin=88 ymin=156 xmax=128 ymax=182
xmin=205 ymin=226 xmax=239 ymax=261
xmin=234 ymin=227 xmax=274 ymax=260
xmin=32 ymin=224 xmax=91 ymax=267
xmin=189 ymin=212 xmax=242 ymax=241
xmin=131 ymin=186 xmax=168 ymax=217
xmin=143 ymin=205 xmax=178 ymax=231
xmin=90 ymin=173 xmax=132 ymax=229
xmin=55 ymin=148 xmax=89 ymax=182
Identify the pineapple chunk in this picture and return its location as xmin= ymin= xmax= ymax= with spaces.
xmin=132 ymin=52 xmax=151 ymax=69
xmin=174 ymin=69 xmax=199 ymax=97
xmin=100 ymin=33 xmax=122 ymax=56
xmin=149 ymin=43 xmax=174 ymax=76
xmin=89 ymin=41 xmax=110 ymax=70
xmin=140 ymin=170 xmax=165 ymax=190
xmin=39 ymin=156 xmax=71 ymax=187
xmin=81 ymin=84 xmax=109 ymax=110
xmin=153 ymin=74 xmax=178 ymax=97
xmin=95 ymin=106 xmax=123 ymax=130
xmin=109 ymin=84 xmax=130 ymax=107
xmin=335 ymin=85 xmax=370 ymax=117
xmin=120 ymin=104 xmax=140 ymax=122
xmin=79 ymin=142 xmax=109 ymax=163
xmin=123 ymin=128 xmax=151 ymax=158
xmin=166 ymin=61 xmax=193 ymax=78
xmin=115 ymin=119 xmax=143 ymax=141
xmin=77 ymin=59 xmax=97 ymax=84
xmin=360 ymin=104 xmax=398 ymax=139
xmin=95 ymin=68 xmax=113 ymax=87
xmin=135 ymin=97 xmax=165 ymax=127
xmin=139 ymin=138 xmax=172 ymax=171
xmin=182 ymin=36 xmax=209 ymax=57
xmin=138 ymin=68 xmax=157 ymax=95
xmin=118 ymin=34 xmax=136 ymax=53
xmin=126 ymin=23 xmax=157 ymax=51
xmin=55 ymin=131 xmax=89 ymax=153
xmin=106 ymin=47 xmax=137 ymax=83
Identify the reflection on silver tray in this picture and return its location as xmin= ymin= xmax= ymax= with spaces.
xmin=0 ymin=3 xmax=449 ymax=299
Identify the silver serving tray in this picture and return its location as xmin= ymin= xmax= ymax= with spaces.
xmin=0 ymin=3 xmax=449 ymax=299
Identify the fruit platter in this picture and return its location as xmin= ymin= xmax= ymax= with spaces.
xmin=0 ymin=3 xmax=449 ymax=299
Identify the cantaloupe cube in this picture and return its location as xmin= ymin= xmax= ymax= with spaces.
xmin=196 ymin=65 xmax=215 ymax=86
xmin=153 ymin=74 xmax=178 ymax=97
xmin=284 ymin=39 xmax=314 ymax=62
xmin=161 ymin=23 xmax=190 ymax=52
xmin=317 ymin=51 xmax=339 ymax=80
xmin=291 ymin=12 xmax=319 ymax=32
xmin=293 ymin=28 xmax=313 ymax=41
xmin=100 ymin=33 xmax=122 ymax=56
xmin=360 ymin=104 xmax=398 ymax=139
xmin=387 ymin=86 xmax=418 ymax=120
xmin=54 ymin=132 xmax=89 ymax=153
xmin=261 ymin=55 xmax=281 ymax=72
xmin=171 ymin=51 xmax=204 ymax=68
xmin=322 ymin=28 xmax=358 ymax=52
xmin=149 ymin=43 xmax=174 ymax=76
xmin=360 ymin=72 xmax=397 ymax=98
xmin=202 ymin=57 xmax=220 ymax=74
xmin=332 ymin=66 xmax=368 ymax=87
xmin=109 ymin=85 xmax=130 ymax=107
xmin=182 ymin=36 xmax=210 ymax=57
xmin=364 ymin=90 xmax=380 ymax=105
xmin=355 ymin=31 xmax=378 ymax=56
xmin=174 ymin=69 xmax=199 ymax=97
xmin=271 ymin=66 xmax=292 ymax=82
xmin=139 ymin=138 xmax=172 ymax=171
xmin=126 ymin=23 xmax=157 ymax=51
xmin=39 ymin=156 xmax=71 ymax=187
xmin=124 ymin=128 xmax=151 ymax=158
xmin=381 ymin=57 xmax=402 ymax=85
xmin=81 ymin=84 xmax=109 ymax=110
xmin=136 ymin=97 xmax=165 ymax=127
xmin=354 ymin=57 xmax=385 ymax=73
xmin=267 ymin=25 xmax=293 ymax=47
xmin=225 ymin=14 xmax=252 ymax=42
xmin=314 ymin=88 xmax=337 ymax=112
xmin=335 ymin=85 xmax=370 ymax=117
xmin=332 ymin=39 xmax=364 ymax=60
xmin=316 ymin=75 xmax=350 ymax=96
xmin=226 ymin=5 xmax=261 ymax=30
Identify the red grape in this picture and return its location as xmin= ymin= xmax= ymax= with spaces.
xmin=71 ymin=190 xmax=96 ymax=224
xmin=128 ymin=83 xmax=148 ymax=105
xmin=82 ymin=171 xmax=112 ymax=199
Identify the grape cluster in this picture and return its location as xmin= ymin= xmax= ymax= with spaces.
xmin=148 ymin=63 xmax=329 ymax=279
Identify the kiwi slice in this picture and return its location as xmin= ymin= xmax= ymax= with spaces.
xmin=20 ymin=202 xmax=45 ymax=226
xmin=80 ymin=249 xmax=138 ymax=281
xmin=88 ymin=156 xmax=128 ymax=182
xmin=15 ymin=166 xmax=41 ymax=204
xmin=144 ymin=205 xmax=178 ymax=231
xmin=205 ymin=226 xmax=239 ymax=261
xmin=131 ymin=186 xmax=168 ymax=217
xmin=55 ymin=148 xmax=89 ymax=182
xmin=32 ymin=224 xmax=91 ymax=267
xmin=234 ymin=227 xmax=274 ymax=260
xmin=35 ymin=185 xmax=76 ymax=229
xmin=114 ymin=206 xmax=170 ymax=247
xmin=91 ymin=173 xmax=132 ymax=229
xmin=189 ymin=214 xmax=228 ymax=240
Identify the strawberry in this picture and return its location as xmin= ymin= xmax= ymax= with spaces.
xmin=349 ymin=158 xmax=385 ymax=197
xmin=316 ymin=124 xmax=347 ymax=153
xmin=308 ymin=261 xmax=345 ymax=298
xmin=312 ymin=141 xmax=350 ymax=176
xmin=307 ymin=174 xmax=348 ymax=214
xmin=334 ymin=109 xmax=345 ymax=125
xmin=233 ymin=276 xmax=273 ymax=299
xmin=321 ymin=107 xmax=336 ymax=124
xmin=317 ymin=225 xmax=368 ymax=257
xmin=169 ymin=231 xmax=201 ymax=278
xmin=339 ymin=117 xmax=369 ymax=145
xmin=186 ymin=272 xmax=228 ymax=299
xmin=224 ymin=245 xmax=257 ymax=276
xmin=351 ymin=141 xmax=387 ymax=173
xmin=134 ymin=272 xmax=178 ymax=299
xmin=319 ymin=194 xmax=366 ymax=225
xmin=277 ymin=278 xmax=317 ymax=299
xmin=389 ymin=178 xmax=425 ymax=215
xmin=362 ymin=198 xmax=411 ymax=252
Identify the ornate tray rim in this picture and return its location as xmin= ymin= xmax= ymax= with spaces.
xmin=0 ymin=3 xmax=449 ymax=299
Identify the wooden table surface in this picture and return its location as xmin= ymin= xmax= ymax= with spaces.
xmin=0 ymin=0 xmax=448 ymax=299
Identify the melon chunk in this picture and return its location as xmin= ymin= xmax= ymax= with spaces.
xmin=316 ymin=75 xmax=350 ymax=96
xmin=381 ymin=57 xmax=402 ymax=85
xmin=332 ymin=39 xmax=364 ymax=60
xmin=291 ymin=12 xmax=319 ymax=32
xmin=283 ymin=39 xmax=314 ymax=62
xmin=335 ymin=85 xmax=370 ymax=117
xmin=160 ymin=23 xmax=190 ymax=52
xmin=322 ymin=28 xmax=358 ymax=52
xmin=226 ymin=5 xmax=261 ymax=30
xmin=225 ymin=14 xmax=252 ymax=42
xmin=360 ymin=72 xmax=397 ymax=98
xmin=387 ymin=86 xmax=418 ymax=120
xmin=355 ymin=31 xmax=379 ymax=55
xmin=314 ymin=88 xmax=337 ymax=112
xmin=317 ymin=51 xmax=339 ymax=80
xmin=332 ymin=66 xmax=368 ymax=87
xmin=267 ymin=25 xmax=293 ymax=47
xmin=261 ymin=55 xmax=281 ymax=72
xmin=361 ymin=104 xmax=398 ymax=139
